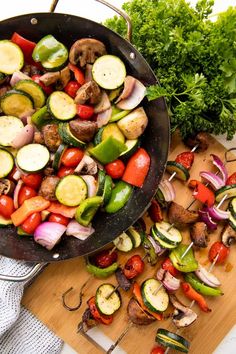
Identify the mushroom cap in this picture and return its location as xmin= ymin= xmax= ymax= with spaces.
xmin=69 ymin=38 xmax=107 ymax=67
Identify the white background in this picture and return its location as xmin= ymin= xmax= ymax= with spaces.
xmin=0 ymin=1 xmax=236 ymax=353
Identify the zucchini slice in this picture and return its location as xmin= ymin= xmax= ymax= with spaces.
xmin=95 ymin=283 xmax=121 ymax=315
xmin=152 ymin=221 xmax=182 ymax=246
xmin=55 ymin=175 xmax=87 ymax=206
xmin=52 ymin=144 xmax=67 ymax=170
xmin=126 ymin=225 xmax=144 ymax=248
xmin=58 ymin=123 xmax=86 ymax=148
xmin=113 ymin=232 xmax=134 ymax=252
xmin=229 ymin=214 xmax=236 ymax=231
xmin=166 ymin=161 xmax=190 ymax=181
xmin=215 ymin=184 xmax=236 ymax=202
xmin=141 ymin=278 xmax=169 ymax=313
xmin=102 ymin=175 xmax=113 ymax=205
xmin=92 ymin=55 xmax=126 ymax=90
xmin=0 ymin=149 xmax=14 ymax=178
xmin=0 ymin=40 xmax=24 ymax=74
xmin=229 ymin=197 xmax=236 ymax=219
xmin=156 ymin=329 xmax=190 ymax=353
xmin=0 ymin=214 xmax=13 ymax=227
xmin=48 ymin=91 xmax=76 ymax=120
xmin=1 ymin=90 xmax=34 ymax=118
xmin=120 ymin=139 xmax=139 ymax=159
xmin=16 ymin=144 xmax=50 ymax=173
xmin=0 ymin=116 xmax=24 ymax=146
xmin=14 ymin=80 xmax=45 ymax=108
xmin=102 ymin=123 xmax=125 ymax=144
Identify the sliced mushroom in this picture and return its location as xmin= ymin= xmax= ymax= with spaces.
xmin=221 ymin=224 xmax=236 ymax=247
xmin=33 ymin=131 xmax=45 ymax=145
xmin=56 ymin=66 xmax=71 ymax=89
xmin=85 ymin=64 xmax=93 ymax=83
xmin=127 ymin=298 xmax=156 ymax=325
xmin=168 ymin=202 xmax=199 ymax=228
xmin=80 ymin=308 xmax=97 ymax=332
xmin=40 ymin=72 xmax=60 ymax=86
xmin=170 ymin=294 xmax=197 ymax=328
xmin=69 ymin=38 xmax=107 ymax=67
xmin=190 ymin=221 xmax=208 ymax=248
xmin=0 ymin=179 xmax=15 ymax=196
xmin=74 ymin=80 xmax=102 ymax=105
xmin=74 ymin=155 xmax=98 ymax=175
xmin=42 ymin=124 xmax=62 ymax=152
xmin=69 ymin=119 xmax=97 ymax=143
xmin=38 ymin=176 xmax=60 ymax=201
xmin=115 ymin=267 xmax=132 ymax=291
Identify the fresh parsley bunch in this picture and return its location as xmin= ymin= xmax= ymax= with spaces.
xmin=105 ymin=0 xmax=236 ymax=139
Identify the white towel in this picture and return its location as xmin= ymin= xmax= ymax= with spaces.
xmin=0 ymin=256 xmax=63 ymax=354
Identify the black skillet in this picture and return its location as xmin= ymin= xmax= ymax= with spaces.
xmin=0 ymin=0 xmax=169 ymax=278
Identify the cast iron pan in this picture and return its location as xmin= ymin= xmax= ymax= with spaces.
xmin=0 ymin=9 xmax=169 ymax=262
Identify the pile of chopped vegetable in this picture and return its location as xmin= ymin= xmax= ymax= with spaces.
xmin=105 ymin=0 xmax=236 ymax=139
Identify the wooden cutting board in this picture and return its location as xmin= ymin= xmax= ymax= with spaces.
xmin=22 ymin=134 xmax=236 ymax=354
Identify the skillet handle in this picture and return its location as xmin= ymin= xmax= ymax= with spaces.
xmin=0 ymin=263 xmax=45 ymax=282
xmin=49 ymin=0 xmax=132 ymax=42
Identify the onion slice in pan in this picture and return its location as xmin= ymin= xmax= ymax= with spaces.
xmin=34 ymin=222 xmax=66 ymax=250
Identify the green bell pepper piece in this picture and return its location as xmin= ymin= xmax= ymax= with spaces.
xmin=75 ymin=196 xmax=103 ymax=227
xmin=32 ymin=35 xmax=68 ymax=68
xmin=184 ymin=273 xmax=223 ymax=296
xmin=102 ymin=175 xmax=113 ymax=206
xmin=105 ymin=181 xmax=133 ymax=213
xmin=169 ymin=244 xmax=198 ymax=273
xmin=17 ymin=226 xmax=32 ymax=236
xmin=31 ymin=106 xmax=51 ymax=127
xmin=142 ymin=236 xmax=158 ymax=266
xmin=89 ymin=136 xmax=127 ymax=164
xmin=86 ymin=257 xmax=119 ymax=278
xmin=109 ymin=106 xmax=131 ymax=122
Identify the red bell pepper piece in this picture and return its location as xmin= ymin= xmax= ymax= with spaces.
xmin=148 ymin=199 xmax=163 ymax=222
xmin=11 ymin=32 xmax=37 ymax=65
xmin=47 ymin=202 xmax=76 ymax=218
xmin=181 ymin=282 xmax=211 ymax=313
xmin=68 ymin=63 xmax=85 ymax=86
xmin=175 ymin=151 xmax=194 ymax=170
xmin=87 ymin=296 xmax=113 ymax=325
xmin=122 ymin=148 xmax=150 ymax=187
xmin=226 ymin=172 xmax=236 ymax=185
xmin=161 ymin=258 xmax=179 ymax=277
xmin=188 ymin=179 xmax=215 ymax=207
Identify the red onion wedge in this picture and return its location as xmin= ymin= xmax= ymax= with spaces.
xmin=198 ymin=209 xmax=217 ymax=230
xmin=200 ymin=171 xmax=224 ymax=190
xmin=81 ymin=175 xmax=97 ymax=197
xmin=195 ymin=264 xmax=221 ymax=287
xmin=156 ymin=268 xmax=180 ymax=291
xmin=66 ymin=219 xmax=95 ymax=240
xmin=94 ymin=92 xmax=111 ymax=113
xmin=206 ymin=205 xmax=230 ymax=221
xmin=13 ymin=179 xmax=23 ymax=209
xmin=211 ymin=154 xmax=228 ymax=184
xmin=147 ymin=235 xmax=166 ymax=255
xmin=115 ymin=76 xmax=136 ymax=103
xmin=158 ymin=179 xmax=176 ymax=202
xmin=117 ymin=79 xmax=146 ymax=110
xmin=34 ymin=222 xmax=66 ymax=250
xmin=10 ymin=71 xmax=32 ymax=87
xmin=11 ymin=124 xmax=34 ymax=149
xmin=96 ymin=107 xmax=112 ymax=128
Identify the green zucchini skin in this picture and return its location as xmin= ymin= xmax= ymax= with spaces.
xmin=14 ymin=80 xmax=45 ymax=108
xmin=1 ymin=90 xmax=34 ymax=118
xmin=0 ymin=148 xmax=14 ymax=178
xmin=166 ymin=161 xmax=190 ymax=181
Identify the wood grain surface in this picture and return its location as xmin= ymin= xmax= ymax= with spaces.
xmin=22 ymin=134 xmax=236 ymax=354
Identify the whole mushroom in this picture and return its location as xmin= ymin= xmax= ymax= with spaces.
xmin=69 ymin=38 xmax=107 ymax=67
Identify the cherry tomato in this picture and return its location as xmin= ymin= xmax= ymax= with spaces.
xmin=18 ymin=186 xmax=37 ymax=206
xmin=48 ymin=213 xmax=69 ymax=226
xmin=93 ymin=250 xmax=118 ymax=269
xmin=57 ymin=166 xmax=75 ymax=178
xmin=68 ymin=63 xmax=85 ymax=86
xmin=175 ymin=151 xmax=194 ymax=170
xmin=226 ymin=172 xmax=236 ymax=185
xmin=124 ymin=255 xmax=145 ymax=279
xmin=76 ymin=104 xmax=94 ymax=120
xmin=31 ymin=74 xmax=53 ymax=96
xmin=87 ymin=296 xmax=113 ymax=325
xmin=61 ymin=148 xmax=84 ymax=167
xmin=208 ymin=241 xmax=230 ymax=264
xmin=161 ymin=258 xmax=179 ymax=277
xmin=0 ymin=195 xmax=15 ymax=218
xmin=105 ymin=159 xmax=126 ymax=179
xmin=21 ymin=173 xmax=43 ymax=190
xmin=21 ymin=212 xmax=42 ymax=234
xmin=150 ymin=346 xmax=165 ymax=354
xmin=64 ymin=80 xmax=81 ymax=98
